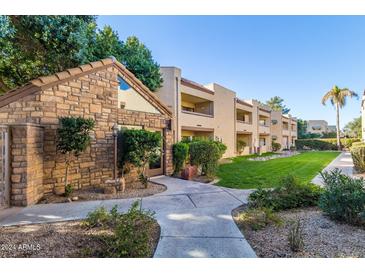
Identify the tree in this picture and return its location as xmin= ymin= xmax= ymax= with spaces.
xmin=297 ymin=119 xmax=307 ymax=139
xmin=117 ymin=129 xmax=161 ymax=188
xmin=0 ymin=16 xmax=163 ymax=93
xmin=0 ymin=15 xmax=95 ymax=93
xmin=321 ymin=85 xmax=358 ymax=149
xmin=266 ymin=96 xmax=290 ymax=114
xmin=57 ymin=117 xmax=95 ymax=195
xmin=120 ymin=36 xmax=163 ymax=91
xmin=343 ymin=117 xmax=361 ymax=138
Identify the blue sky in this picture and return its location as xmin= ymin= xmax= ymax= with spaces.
xmin=97 ymin=16 xmax=365 ymax=127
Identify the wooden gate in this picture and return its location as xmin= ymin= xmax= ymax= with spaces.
xmin=0 ymin=125 xmax=10 ymax=209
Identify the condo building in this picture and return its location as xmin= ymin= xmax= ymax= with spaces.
xmin=155 ymin=66 xmax=298 ymax=158
xmin=306 ymin=120 xmax=336 ymax=136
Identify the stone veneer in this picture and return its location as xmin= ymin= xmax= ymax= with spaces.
xmin=0 ymin=65 xmax=173 ymax=206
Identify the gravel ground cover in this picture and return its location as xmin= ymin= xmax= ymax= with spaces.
xmin=0 ymin=219 xmax=160 ymax=258
xmin=233 ymin=206 xmax=365 ymax=258
xmin=38 ymin=181 xmax=166 ymax=204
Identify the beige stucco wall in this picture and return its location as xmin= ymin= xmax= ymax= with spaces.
xmin=118 ymin=86 xmax=161 ymax=114
xmin=157 ymin=66 xmax=298 ymax=159
xmin=154 ymin=67 xmax=181 ymax=142
xmin=271 ymin=110 xmax=297 ymax=150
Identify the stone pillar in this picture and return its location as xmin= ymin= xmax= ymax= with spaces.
xmin=10 ymin=124 xmax=44 ymax=206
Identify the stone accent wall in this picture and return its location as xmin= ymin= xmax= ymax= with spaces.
xmin=0 ymin=65 xmax=173 ymax=205
xmin=10 ymin=124 xmax=44 ymax=206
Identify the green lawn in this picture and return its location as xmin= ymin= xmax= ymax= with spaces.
xmin=217 ymin=151 xmax=340 ymax=189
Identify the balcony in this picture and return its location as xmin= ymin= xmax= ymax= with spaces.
xmin=236 ymin=120 xmax=253 ymax=133
xmin=259 ymin=125 xmax=270 ymax=135
xmin=236 ymin=108 xmax=253 ymax=133
xmin=282 ymin=129 xmax=290 ymax=136
xmin=180 ymin=110 xmax=215 ymax=130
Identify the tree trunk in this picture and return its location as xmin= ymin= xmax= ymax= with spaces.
xmin=65 ymin=153 xmax=70 ymax=188
xmin=336 ymin=103 xmax=341 ymax=150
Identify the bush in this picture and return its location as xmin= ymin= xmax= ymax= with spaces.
xmin=319 ymin=169 xmax=365 ymax=226
xmin=118 ymin=129 xmax=161 ymax=187
xmin=295 ymin=139 xmax=338 ymax=150
xmin=235 ymin=207 xmax=282 ymax=231
xmin=84 ymin=201 xmax=157 ymax=257
xmin=272 ymin=141 xmax=281 ymax=152
xmin=249 ymin=175 xmax=322 ymax=211
xmin=351 ymin=141 xmax=365 ymax=148
xmin=350 ymin=144 xmax=365 ymax=173
xmin=237 ymin=140 xmax=247 ymax=154
xmin=288 ymin=219 xmax=304 ymax=252
xmin=189 ymin=139 xmax=227 ymax=176
xmin=295 ymin=138 xmax=360 ymax=150
xmin=57 ymin=116 xmax=95 ymax=191
xmin=172 ymin=142 xmax=189 ymax=176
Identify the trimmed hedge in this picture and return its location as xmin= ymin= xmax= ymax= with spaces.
xmin=295 ymin=138 xmax=360 ymax=150
xmin=172 ymin=142 xmax=189 ymax=176
xmin=189 ymin=139 xmax=227 ymax=176
xmin=350 ymin=144 xmax=365 ymax=173
xmin=295 ymin=139 xmax=337 ymax=151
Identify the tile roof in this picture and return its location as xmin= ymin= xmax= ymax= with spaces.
xmin=0 ymin=58 xmax=172 ymax=116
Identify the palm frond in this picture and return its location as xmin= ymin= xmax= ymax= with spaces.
xmin=321 ymin=90 xmax=335 ymax=105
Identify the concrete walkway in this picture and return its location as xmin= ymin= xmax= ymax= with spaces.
xmin=0 ymin=176 xmax=256 ymax=258
xmin=0 ymin=152 xmax=353 ymax=258
xmin=312 ymin=152 xmax=354 ymax=186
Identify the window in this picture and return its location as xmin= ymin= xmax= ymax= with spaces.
xmin=259 ymin=119 xmax=266 ymax=126
xmin=118 ymin=76 xmax=131 ymax=91
xmin=182 ymin=106 xmax=195 ymax=112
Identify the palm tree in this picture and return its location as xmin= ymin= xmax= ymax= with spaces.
xmin=321 ymin=85 xmax=358 ymax=149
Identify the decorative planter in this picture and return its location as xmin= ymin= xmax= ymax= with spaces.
xmin=181 ymin=165 xmax=198 ymax=180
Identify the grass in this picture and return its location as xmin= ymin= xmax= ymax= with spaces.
xmin=217 ymin=151 xmax=340 ymax=189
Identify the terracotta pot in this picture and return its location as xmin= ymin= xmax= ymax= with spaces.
xmin=181 ymin=165 xmax=197 ymax=180
xmin=54 ymin=186 xmax=65 ymax=195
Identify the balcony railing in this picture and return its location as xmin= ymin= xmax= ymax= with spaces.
xmin=181 ymin=110 xmax=214 ymax=118
xmin=236 ymin=120 xmax=252 ymax=125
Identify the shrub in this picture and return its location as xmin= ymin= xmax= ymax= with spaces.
xmin=350 ymin=144 xmax=365 ymax=173
xmin=84 ymin=206 xmax=115 ymax=228
xmin=189 ymin=139 xmax=227 ymax=176
xmin=237 ymin=140 xmax=247 ymax=154
xmin=84 ymin=201 xmax=157 ymax=257
xmin=351 ymin=141 xmax=365 ymax=148
xmin=272 ymin=141 xmax=281 ymax=152
xmin=64 ymin=184 xmax=73 ymax=197
xmin=118 ymin=129 xmax=161 ymax=187
xmin=235 ymin=207 xmax=282 ymax=231
xmin=106 ymin=201 xmax=156 ymax=258
xmin=288 ymin=219 xmax=304 ymax=252
xmin=295 ymin=139 xmax=337 ymax=151
xmin=57 ymin=117 xmax=95 ymax=192
xmin=172 ymin=142 xmax=189 ymax=176
xmin=319 ymin=169 xmax=365 ymax=226
xmin=249 ymin=175 xmax=322 ymax=211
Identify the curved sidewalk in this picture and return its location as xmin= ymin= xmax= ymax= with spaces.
xmin=0 ymin=176 xmax=256 ymax=258
xmin=311 ymin=152 xmax=354 ymax=186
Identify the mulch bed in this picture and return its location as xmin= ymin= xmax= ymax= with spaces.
xmin=233 ymin=206 xmax=365 ymax=258
xmin=38 ymin=181 xmax=166 ymax=204
xmin=0 ymin=219 xmax=160 ymax=258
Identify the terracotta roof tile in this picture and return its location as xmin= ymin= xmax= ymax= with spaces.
xmin=0 ymin=57 xmax=172 ymax=116
xmin=55 ymin=71 xmax=71 ymax=80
